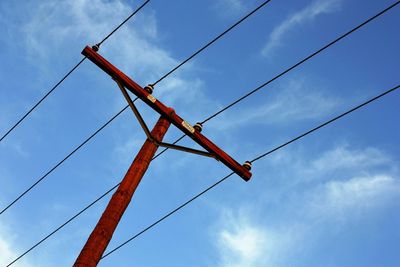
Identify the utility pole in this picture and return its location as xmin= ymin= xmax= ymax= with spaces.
xmin=74 ymin=116 xmax=171 ymax=266
xmin=74 ymin=45 xmax=252 ymax=266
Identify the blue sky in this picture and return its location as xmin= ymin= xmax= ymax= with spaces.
xmin=0 ymin=0 xmax=399 ymax=266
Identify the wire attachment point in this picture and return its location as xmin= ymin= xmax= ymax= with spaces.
xmin=92 ymin=44 xmax=100 ymax=52
xmin=144 ymin=84 xmax=154 ymax=94
xmin=242 ymin=161 xmax=252 ymax=171
xmin=194 ymin=122 xmax=203 ymax=132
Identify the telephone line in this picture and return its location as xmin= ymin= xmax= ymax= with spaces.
xmin=0 ymin=105 xmax=131 ymax=215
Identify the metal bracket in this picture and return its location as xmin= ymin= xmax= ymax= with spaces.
xmin=157 ymin=142 xmax=217 ymax=159
xmin=116 ymin=80 xmax=216 ymax=159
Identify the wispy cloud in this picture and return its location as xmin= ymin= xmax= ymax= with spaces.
xmin=212 ymin=145 xmax=399 ymax=266
xmin=17 ymin=0 xmax=219 ymax=166
xmin=215 ymin=209 xmax=281 ymax=267
xmin=214 ymin=0 xmax=246 ymax=18
xmin=266 ymin=144 xmax=397 ymax=187
xmin=307 ymin=145 xmax=393 ymax=175
xmin=299 ymin=146 xmax=399 ymax=223
xmin=19 ymin=0 xmax=215 ymax=108
xmin=21 ymin=0 xmax=175 ymax=81
xmin=209 ymin=77 xmax=340 ymax=130
xmin=0 ymin=222 xmax=34 ymax=267
xmin=313 ymin=174 xmax=400 ymax=219
xmin=261 ymin=0 xmax=342 ymax=57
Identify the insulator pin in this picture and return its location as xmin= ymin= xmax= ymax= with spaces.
xmin=242 ymin=161 xmax=252 ymax=170
xmin=92 ymin=44 xmax=100 ymax=52
xmin=144 ymin=84 xmax=154 ymax=94
xmin=193 ymin=122 xmax=203 ymax=132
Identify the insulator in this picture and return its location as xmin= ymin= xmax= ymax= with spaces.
xmin=92 ymin=44 xmax=100 ymax=52
xmin=242 ymin=161 xmax=252 ymax=170
xmin=193 ymin=122 xmax=203 ymax=132
xmin=144 ymin=84 xmax=154 ymax=94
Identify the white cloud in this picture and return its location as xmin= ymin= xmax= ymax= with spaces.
xmin=219 ymin=227 xmax=265 ymax=267
xmin=0 ymin=239 xmax=16 ymax=267
xmin=216 ymin=210 xmax=274 ymax=267
xmin=0 ymin=222 xmax=34 ymax=267
xmin=265 ymin=145 xmax=396 ymax=185
xmin=19 ymin=0 xmax=218 ymax=110
xmin=276 ymin=145 xmax=400 ymax=221
xmin=18 ymin=0 xmax=220 ymax=165
xmin=212 ymin=145 xmax=399 ymax=266
xmin=214 ymin=0 xmax=246 ymax=17
xmin=262 ymin=0 xmax=342 ymax=56
xmin=22 ymin=0 xmax=175 ymax=80
xmin=310 ymin=174 xmax=400 ymax=222
xmin=308 ymin=145 xmax=393 ymax=175
xmin=210 ymin=77 xmax=339 ymax=130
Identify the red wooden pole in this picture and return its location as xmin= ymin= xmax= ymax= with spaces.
xmin=74 ymin=116 xmax=171 ymax=267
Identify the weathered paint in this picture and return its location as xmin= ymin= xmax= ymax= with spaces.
xmin=82 ymin=46 xmax=252 ymax=181
xmin=74 ymin=116 xmax=171 ymax=267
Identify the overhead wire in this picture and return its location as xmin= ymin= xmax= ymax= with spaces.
xmin=6 ymin=1 xmax=399 ymax=263
xmin=0 ymin=58 xmax=85 ymax=143
xmin=0 ymin=0 xmax=150 ymax=143
xmin=0 ymin=105 xmax=130 ymax=215
xmin=5 ymin=132 xmax=193 ymax=267
xmin=154 ymin=0 xmax=400 ymax=159
xmin=151 ymin=0 xmax=273 ymax=86
xmin=102 ymin=172 xmax=235 ymax=259
xmin=0 ymin=0 xmax=273 ymax=215
xmin=96 ymin=0 xmax=150 ymax=47
xmin=5 ymin=184 xmax=120 ymax=267
xmin=101 ymin=83 xmax=400 ymax=260
xmin=200 ymin=0 xmax=400 ymax=124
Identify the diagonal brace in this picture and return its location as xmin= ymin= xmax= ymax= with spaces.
xmin=116 ymin=80 xmax=216 ymax=159
xmin=116 ymin=79 xmax=152 ymax=138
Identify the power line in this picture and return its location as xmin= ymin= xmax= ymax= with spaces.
xmin=250 ymin=84 xmax=400 ymax=163
xmin=5 ymin=183 xmax=120 ymax=267
xmin=0 ymin=0 xmax=275 ymax=215
xmin=0 ymin=105 xmax=130 ymax=215
xmin=0 ymin=58 xmax=86 ymax=143
xmin=6 ymin=1 xmax=398 ymax=260
xmin=101 ymin=83 xmax=400 ymax=260
xmin=6 ymin=129 xmax=193 ymax=266
xmin=152 ymin=0 xmax=273 ymax=86
xmin=0 ymin=0 xmax=150 ymax=143
xmin=97 ymin=0 xmax=150 ymax=47
xmin=150 ymin=0 xmax=400 ymax=158
xmin=102 ymin=173 xmax=235 ymax=259
xmin=200 ymin=0 xmax=400 ymax=124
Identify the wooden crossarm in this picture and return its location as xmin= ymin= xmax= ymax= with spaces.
xmin=82 ymin=46 xmax=252 ymax=181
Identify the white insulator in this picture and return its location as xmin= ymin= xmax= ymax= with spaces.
xmin=194 ymin=122 xmax=203 ymax=132
xmin=144 ymin=84 xmax=154 ymax=94
xmin=92 ymin=44 xmax=100 ymax=52
xmin=243 ymin=161 xmax=252 ymax=170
